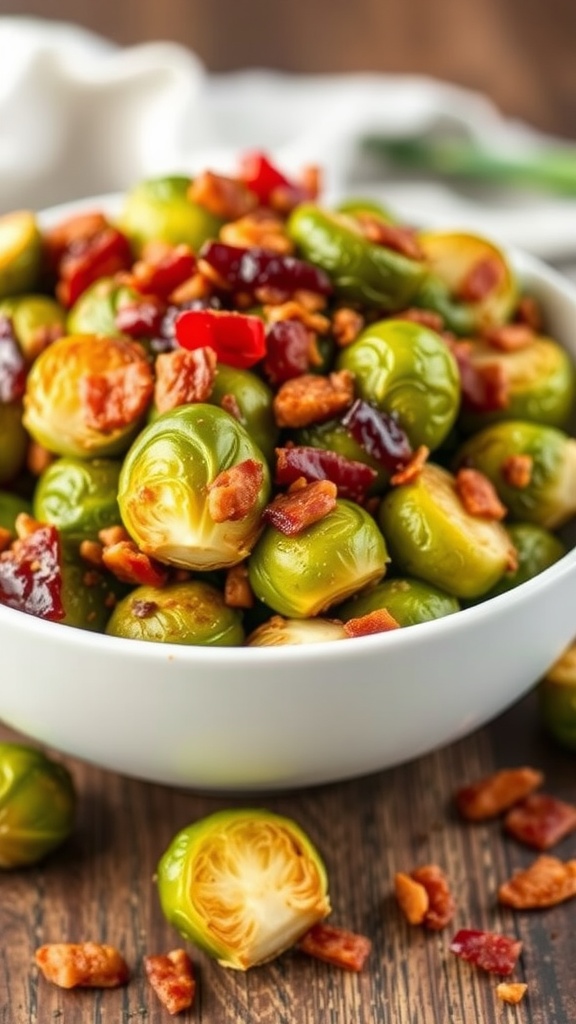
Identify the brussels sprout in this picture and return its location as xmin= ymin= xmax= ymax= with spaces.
xmin=0 ymin=295 xmax=66 ymax=361
xmin=337 ymin=575 xmax=460 ymax=626
xmin=60 ymin=552 xmax=122 ymax=632
xmin=378 ymin=463 xmax=514 ymax=599
xmin=539 ymin=644 xmax=576 ymax=752
xmin=336 ymin=196 xmax=396 ymax=223
xmin=287 ymin=203 xmax=426 ymax=309
xmin=246 ymin=615 xmax=347 ymax=646
xmin=248 ymin=499 xmax=388 ymax=618
xmin=0 ymin=742 xmax=76 ymax=868
xmin=0 ymin=490 xmax=32 ymax=536
xmin=209 ymin=363 xmax=279 ymax=463
xmin=67 ymin=278 xmax=141 ymax=337
xmin=118 ymin=175 xmax=223 ymax=255
xmin=23 ymin=334 xmax=154 ymax=458
xmin=336 ymin=318 xmax=460 ymax=451
xmin=0 ymin=210 xmax=42 ymax=299
xmin=459 ymin=334 xmax=576 ymax=433
xmin=118 ymin=403 xmax=271 ymax=570
xmin=157 ymin=808 xmax=331 ymax=970
xmin=454 ymin=420 xmax=576 ymax=528
xmin=33 ymin=457 xmax=121 ymax=543
xmin=467 ymin=523 xmax=566 ymax=603
xmin=0 ymin=400 xmax=28 ymax=485
xmin=106 ymin=579 xmax=244 ymax=645
xmin=295 ymin=418 xmax=388 ymax=493
xmin=415 ymin=230 xmax=517 ymax=335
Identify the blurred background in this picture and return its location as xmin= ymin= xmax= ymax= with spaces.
xmin=6 ymin=0 xmax=576 ymax=137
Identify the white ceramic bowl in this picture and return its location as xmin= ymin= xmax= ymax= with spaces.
xmin=2 ymin=241 xmax=576 ymax=792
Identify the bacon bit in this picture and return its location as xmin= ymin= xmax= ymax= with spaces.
xmin=81 ymin=357 xmax=154 ymax=433
xmin=220 ymin=209 xmax=294 ymax=254
xmin=455 ymin=766 xmax=544 ymax=821
xmin=412 ymin=864 xmax=455 ymax=930
xmin=455 ymin=467 xmax=507 ymax=520
xmin=501 ymin=453 xmax=533 ymax=490
xmin=14 ymin=512 xmax=43 ymax=539
xmin=27 ymin=440 xmax=55 ymax=477
xmin=169 ymin=271 xmax=213 ymax=305
xmin=449 ymin=929 xmax=522 ymax=976
xmin=79 ymin=540 xmax=104 ymax=567
xmin=273 ymin=370 xmax=355 ymax=428
xmin=275 ymin=445 xmax=377 ymax=503
xmin=102 ymin=541 xmax=168 ymax=587
xmin=516 ymin=295 xmax=542 ymax=331
xmin=504 ymin=794 xmax=576 ymax=850
xmin=395 ymin=307 xmax=445 ymax=332
xmin=390 ymin=445 xmax=430 ymax=486
xmin=332 ymin=307 xmax=365 ymax=348
xmin=298 ymin=923 xmax=372 ymax=972
xmin=263 ymin=479 xmax=337 ymax=535
xmin=456 ymin=257 xmax=505 ymax=303
xmin=34 ymin=942 xmax=129 ymax=989
xmin=129 ymin=243 xmax=197 ymax=300
xmin=449 ymin=340 xmax=510 ymax=412
xmin=354 ymin=215 xmax=424 ymax=260
xmin=224 ymin=563 xmax=254 ymax=608
xmin=483 ymin=323 xmax=535 ymax=351
xmin=394 ymin=872 xmax=429 ymax=925
xmin=188 ymin=170 xmax=258 ymax=221
xmin=220 ymin=392 xmax=243 ymax=421
xmin=43 ymin=211 xmax=109 ymax=268
xmin=0 ymin=527 xmax=11 ymax=553
xmin=98 ymin=525 xmax=131 ymax=546
xmin=496 ymin=982 xmax=528 ymax=1004
xmin=499 ymin=854 xmax=576 ymax=909
xmin=263 ymin=300 xmax=330 ymax=335
xmin=207 ymin=459 xmax=264 ymax=523
xmin=144 ymin=949 xmax=196 ymax=1016
xmin=57 ymin=228 xmax=133 ymax=307
xmin=299 ymin=164 xmax=322 ymax=200
xmin=154 ymin=346 xmax=217 ymax=413
xmin=343 ymin=608 xmax=400 ymax=637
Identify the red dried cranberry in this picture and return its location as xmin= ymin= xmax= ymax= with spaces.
xmin=199 ymin=242 xmax=333 ymax=299
xmin=0 ymin=525 xmax=64 ymax=621
xmin=115 ymin=301 xmax=165 ymax=339
xmin=0 ymin=316 xmax=27 ymax=403
xmin=263 ymin=319 xmax=311 ymax=383
xmin=275 ymin=446 xmax=377 ymax=503
xmin=341 ymin=399 xmax=412 ymax=471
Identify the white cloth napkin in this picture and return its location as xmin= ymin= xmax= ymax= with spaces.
xmin=2 ymin=16 xmax=576 ymax=261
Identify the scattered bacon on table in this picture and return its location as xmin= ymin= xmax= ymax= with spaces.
xmin=455 ymin=766 xmax=544 ymax=820
xmin=504 ymin=793 xmax=576 ymax=850
xmin=297 ymin=923 xmax=372 ymax=972
xmin=394 ymin=864 xmax=455 ymax=930
xmin=144 ymin=949 xmax=196 ymax=1016
xmin=496 ymin=982 xmax=528 ymax=1004
xmin=34 ymin=942 xmax=129 ymax=989
xmin=498 ymin=855 xmax=576 ymax=909
xmin=449 ymin=928 xmax=522 ymax=976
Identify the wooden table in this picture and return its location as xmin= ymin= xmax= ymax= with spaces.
xmin=1 ymin=686 xmax=575 ymax=1024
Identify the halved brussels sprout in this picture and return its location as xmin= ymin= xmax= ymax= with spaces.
xmin=106 ymin=579 xmax=244 ymax=645
xmin=539 ymin=644 xmax=576 ymax=752
xmin=0 ymin=490 xmax=32 ymax=536
xmin=118 ymin=403 xmax=271 ymax=570
xmin=0 ymin=742 xmax=76 ymax=868
xmin=66 ymin=278 xmax=142 ymax=337
xmin=209 ymin=364 xmax=279 ymax=463
xmin=23 ymin=334 xmax=154 ymax=458
xmin=454 ymin=420 xmax=576 ymax=528
xmin=248 ymin=499 xmax=388 ymax=618
xmin=0 ymin=400 xmax=28 ymax=485
xmin=337 ymin=575 xmax=460 ymax=626
xmin=0 ymin=295 xmax=66 ymax=361
xmin=336 ymin=318 xmax=460 ymax=451
xmin=246 ymin=615 xmax=347 ymax=646
xmin=33 ymin=456 xmax=121 ymax=543
xmin=378 ymin=463 xmax=514 ymax=599
xmin=467 ymin=522 xmax=566 ymax=604
xmin=118 ymin=175 xmax=223 ymax=255
xmin=157 ymin=808 xmax=331 ymax=970
xmin=0 ymin=210 xmax=42 ymax=299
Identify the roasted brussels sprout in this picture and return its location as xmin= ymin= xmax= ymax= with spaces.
xmin=157 ymin=808 xmax=331 ymax=969
xmin=118 ymin=403 xmax=271 ymax=570
xmin=337 ymin=575 xmax=460 ymax=626
xmin=454 ymin=420 xmax=576 ymax=528
xmin=378 ymin=463 xmax=514 ymax=599
xmin=33 ymin=456 xmax=121 ymax=543
xmin=467 ymin=523 xmax=566 ymax=603
xmin=248 ymin=499 xmax=388 ymax=617
xmin=336 ymin=318 xmax=460 ymax=451
xmin=209 ymin=364 xmax=279 ymax=463
xmin=66 ymin=278 xmax=142 ymax=337
xmin=60 ymin=552 xmax=122 ymax=632
xmin=0 ymin=295 xmax=66 ymax=361
xmin=105 ymin=579 xmax=244 ymax=645
xmin=0 ymin=210 xmax=42 ymax=299
xmin=0 ymin=742 xmax=76 ymax=868
xmin=246 ymin=615 xmax=347 ymax=646
xmin=0 ymin=400 xmax=28 ymax=484
xmin=539 ymin=644 xmax=576 ymax=752
xmin=23 ymin=334 xmax=154 ymax=458
xmin=0 ymin=490 xmax=32 ymax=536
xmin=118 ymin=175 xmax=223 ymax=255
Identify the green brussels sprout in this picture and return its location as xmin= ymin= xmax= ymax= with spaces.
xmin=118 ymin=403 xmax=271 ymax=570
xmin=0 ymin=211 xmax=42 ymax=299
xmin=295 ymin=419 xmax=388 ymax=493
xmin=287 ymin=203 xmax=426 ymax=309
xmin=0 ymin=489 xmax=32 ymax=536
xmin=337 ymin=575 xmax=460 ymax=626
xmin=67 ymin=278 xmax=142 ymax=337
xmin=23 ymin=334 xmax=154 ymax=458
xmin=106 ymin=579 xmax=244 ymax=645
xmin=33 ymin=456 xmax=121 ymax=543
xmin=245 ymin=615 xmax=347 ymax=646
xmin=248 ymin=499 xmax=388 ymax=618
xmin=378 ymin=463 xmax=515 ymax=599
xmin=539 ymin=644 xmax=576 ymax=752
xmin=157 ymin=808 xmax=331 ymax=970
xmin=467 ymin=522 xmax=566 ymax=604
xmin=60 ymin=552 xmax=122 ymax=632
xmin=0 ymin=400 xmax=28 ymax=485
xmin=209 ymin=363 xmax=279 ymax=463
xmin=0 ymin=742 xmax=76 ymax=868
xmin=454 ymin=420 xmax=576 ymax=528
xmin=336 ymin=318 xmax=460 ymax=451
xmin=118 ymin=175 xmax=223 ymax=255
xmin=414 ymin=230 xmax=517 ymax=335
xmin=459 ymin=334 xmax=576 ymax=433
xmin=0 ymin=295 xmax=66 ymax=362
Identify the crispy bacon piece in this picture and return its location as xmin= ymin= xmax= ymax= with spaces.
xmin=220 ymin=209 xmax=294 ymax=254
xmin=390 ymin=445 xmax=429 ymax=486
xmin=354 ymin=215 xmax=424 ymax=260
xmin=263 ymin=479 xmax=337 ymax=535
xmin=154 ymin=346 xmax=217 ymax=413
xmin=224 ymin=563 xmax=254 ymax=608
xmin=483 ymin=323 xmax=535 ymax=351
xmin=275 ymin=445 xmax=377 ymax=503
xmin=144 ymin=949 xmax=196 ymax=1016
xmin=455 ymin=766 xmax=544 ymax=821
xmin=455 ymin=467 xmax=507 ymax=520
xmin=129 ymin=242 xmax=197 ymax=300
xmin=80 ymin=355 xmax=154 ymax=433
xmin=0 ymin=521 xmax=63 ymax=621
xmin=57 ymin=227 xmax=133 ymax=307
xmin=501 ymin=454 xmax=533 ymax=489
xmin=456 ymin=257 xmax=505 ymax=303
xmin=498 ymin=855 xmax=576 ymax=909
xmin=516 ymin=295 xmax=542 ymax=331
xmin=35 ymin=942 xmax=129 ymax=989
xmin=331 ymin=307 xmax=365 ymax=348
xmin=189 ymin=170 xmax=258 ymax=221
xmin=219 ymin=392 xmax=243 ymax=421
xmin=0 ymin=527 xmax=11 ymax=553
xmin=450 ymin=340 xmax=509 ymax=412
xmin=394 ymin=872 xmax=429 ymax=925
xmin=343 ymin=609 xmax=400 ymax=637
xmin=273 ymin=370 xmax=355 ymax=428
xmin=102 ymin=541 xmax=168 ymax=587
xmin=207 ymin=459 xmax=264 ymax=522
xmin=504 ymin=793 xmax=576 ymax=850
xmin=496 ymin=982 xmax=528 ymax=1004
xmin=43 ymin=211 xmax=109 ymax=267
xmin=449 ymin=928 xmax=522 ymax=976
xmin=411 ymin=864 xmax=455 ymax=930
xmin=395 ymin=307 xmax=445 ymax=332
xmin=297 ymin=923 xmax=372 ymax=972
